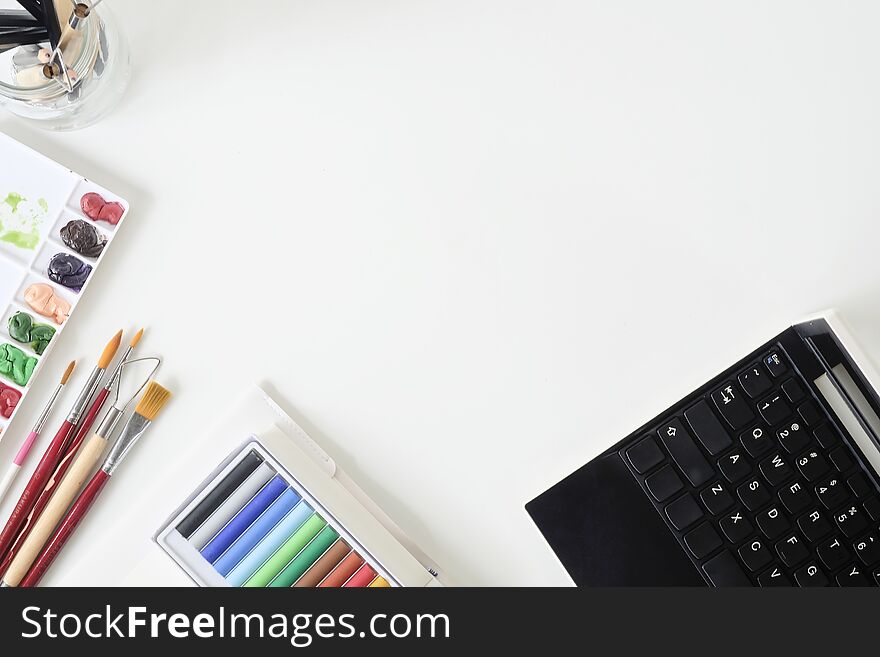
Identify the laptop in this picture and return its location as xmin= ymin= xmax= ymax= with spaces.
xmin=526 ymin=312 xmax=880 ymax=586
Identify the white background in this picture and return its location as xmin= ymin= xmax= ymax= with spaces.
xmin=2 ymin=0 xmax=880 ymax=586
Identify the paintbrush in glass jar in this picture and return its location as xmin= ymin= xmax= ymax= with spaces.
xmin=0 ymin=361 xmax=76 ymax=507
xmin=13 ymin=381 xmax=172 ymax=587
xmin=1 ymin=358 xmax=161 ymax=588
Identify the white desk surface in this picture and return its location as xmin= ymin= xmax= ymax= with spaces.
xmin=2 ymin=0 xmax=880 ymax=586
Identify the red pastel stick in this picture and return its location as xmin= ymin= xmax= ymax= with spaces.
xmin=20 ymin=469 xmax=109 ymax=587
xmin=343 ymin=564 xmax=378 ymax=588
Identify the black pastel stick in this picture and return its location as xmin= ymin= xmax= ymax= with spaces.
xmin=0 ymin=28 xmax=48 ymax=46
xmin=176 ymin=452 xmax=264 ymax=539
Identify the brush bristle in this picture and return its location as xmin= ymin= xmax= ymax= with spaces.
xmin=130 ymin=328 xmax=144 ymax=348
xmin=135 ymin=381 xmax=172 ymax=421
xmin=98 ymin=330 xmax=123 ymax=369
xmin=60 ymin=360 xmax=76 ymax=385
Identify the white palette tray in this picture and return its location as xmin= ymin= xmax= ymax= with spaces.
xmin=0 ymin=132 xmax=129 ymax=438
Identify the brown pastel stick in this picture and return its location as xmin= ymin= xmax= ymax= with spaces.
xmin=294 ymin=540 xmax=351 ymax=588
xmin=317 ymin=550 xmax=365 ymax=588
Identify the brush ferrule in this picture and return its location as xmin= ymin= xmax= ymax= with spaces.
xmin=33 ymin=383 xmax=63 ymax=434
xmin=102 ymin=414 xmax=151 ymax=476
xmin=104 ymin=346 xmax=133 ymax=391
xmin=67 ymin=366 xmax=103 ymax=424
xmin=96 ymin=406 xmax=124 ymax=439
xmin=68 ymin=3 xmax=90 ymax=30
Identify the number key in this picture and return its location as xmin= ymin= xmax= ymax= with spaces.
xmin=853 ymin=532 xmax=880 ymax=566
xmin=835 ymin=505 xmax=869 ymax=538
xmin=796 ymin=450 xmax=830 ymax=482
xmin=777 ymin=420 xmax=810 ymax=454
xmin=758 ymin=393 xmax=790 ymax=426
xmin=815 ymin=476 xmax=849 ymax=510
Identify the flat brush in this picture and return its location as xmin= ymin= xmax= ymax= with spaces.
xmin=15 ymin=382 xmax=173 ymax=587
xmin=2 ymin=357 xmax=162 ymax=588
xmin=0 ymin=332 xmax=148 ymax=577
xmin=0 ymin=330 xmax=122 ymax=569
xmin=0 ymin=361 xmax=76 ymax=507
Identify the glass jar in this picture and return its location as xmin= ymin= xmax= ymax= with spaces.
xmin=0 ymin=4 xmax=130 ymax=131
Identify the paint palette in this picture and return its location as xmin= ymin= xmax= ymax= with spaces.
xmin=157 ymin=441 xmax=398 ymax=588
xmin=0 ymin=133 xmax=129 ymax=437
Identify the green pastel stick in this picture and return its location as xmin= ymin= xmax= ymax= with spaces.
xmin=243 ymin=514 xmax=326 ymax=587
xmin=268 ymin=526 xmax=341 ymax=587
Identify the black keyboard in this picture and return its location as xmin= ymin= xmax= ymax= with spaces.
xmin=622 ymin=347 xmax=880 ymax=587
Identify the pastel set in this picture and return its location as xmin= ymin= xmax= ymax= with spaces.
xmin=0 ymin=133 xmax=129 ymax=437
xmin=166 ymin=448 xmax=394 ymax=588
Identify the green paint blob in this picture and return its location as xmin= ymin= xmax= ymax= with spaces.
xmin=4 ymin=193 xmax=24 ymax=212
xmin=7 ymin=312 xmax=55 ymax=355
xmin=0 ymin=229 xmax=39 ymax=250
xmin=37 ymin=198 xmax=48 ymax=213
xmin=0 ymin=343 xmax=38 ymax=386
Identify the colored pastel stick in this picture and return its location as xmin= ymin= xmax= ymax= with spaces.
xmin=177 ymin=452 xmax=263 ymax=538
xmin=294 ymin=540 xmax=351 ymax=588
xmin=318 ymin=551 xmax=365 ymax=588
xmin=269 ymin=526 xmax=341 ymax=587
xmin=369 ymin=576 xmax=391 ymax=588
xmin=213 ymin=489 xmax=301 ymax=576
xmin=243 ymin=514 xmax=326 ymax=587
xmin=344 ymin=564 xmax=378 ymax=588
xmin=201 ymin=475 xmax=289 ymax=563
xmin=189 ymin=463 xmax=275 ymax=549
xmin=225 ymin=503 xmax=314 ymax=586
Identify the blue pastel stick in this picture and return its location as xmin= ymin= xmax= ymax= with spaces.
xmin=212 ymin=488 xmax=302 ymax=576
xmin=223 ymin=498 xmax=314 ymax=585
xmin=201 ymin=475 xmax=289 ymax=564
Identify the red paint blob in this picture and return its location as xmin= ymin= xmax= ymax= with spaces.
xmin=80 ymin=192 xmax=125 ymax=226
xmin=0 ymin=383 xmax=21 ymax=419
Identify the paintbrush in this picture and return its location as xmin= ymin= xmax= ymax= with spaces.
xmin=0 ymin=10 xmax=43 ymax=29
xmin=0 ymin=330 xmax=122 ymax=568
xmin=13 ymin=382 xmax=172 ymax=587
xmin=1 ymin=358 xmax=162 ymax=588
xmin=40 ymin=0 xmax=62 ymax=51
xmin=0 ymin=28 xmax=49 ymax=47
xmin=0 ymin=331 xmax=147 ymax=576
xmin=0 ymin=361 xmax=76 ymax=507
xmin=14 ymin=1 xmax=43 ymax=21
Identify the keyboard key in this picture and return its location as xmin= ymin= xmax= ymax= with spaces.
xmin=776 ymin=534 xmax=808 ymax=567
xmin=816 ymin=475 xmax=849 ymax=510
xmin=776 ymin=420 xmax=810 ymax=455
xmin=796 ymin=450 xmax=830 ymax=482
xmin=684 ymin=522 xmax=723 ymax=559
xmin=741 ymin=425 xmax=773 ymax=458
xmin=738 ymin=538 xmax=773 ymax=572
xmin=684 ymin=401 xmax=733 ymax=456
xmin=759 ymin=453 xmax=792 ymax=486
xmin=720 ymin=509 xmax=754 ymax=543
xmin=626 ymin=436 xmax=664 ymax=474
xmin=764 ymin=351 xmax=788 ymax=378
xmin=797 ymin=401 xmax=822 ymax=427
xmin=737 ymin=477 xmax=771 ymax=511
xmin=847 ymin=473 xmax=873 ymax=499
xmin=781 ymin=379 xmax=805 ymax=403
xmin=813 ymin=424 xmax=839 ymax=449
xmin=758 ymin=565 xmax=791 ymax=587
xmin=853 ymin=532 xmax=880 ymax=566
xmin=738 ymin=364 xmax=772 ymax=398
xmin=864 ymin=496 xmax=880 ymax=522
xmin=718 ymin=449 xmax=751 ymax=482
xmin=757 ymin=393 xmax=790 ymax=426
xmin=817 ymin=535 xmax=850 ymax=570
xmin=702 ymin=550 xmax=752 ymax=586
xmin=779 ymin=480 xmax=811 ymax=515
xmin=711 ymin=383 xmax=755 ymax=430
xmin=797 ymin=509 xmax=832 ymax=542
xmin=657 ymin=419 xmax=713 ymax=487
xmin=756 ymin=506 xmax=790 ymax=540
xmin=835 ymin=505 xmax=868 ymax=538
xmin=828 ymin=446 xmax=854 ymax=473
xmin=645 ymin=465 xmax=683 ymax=502
xmin=700 ymin=482 xmax=734 ymax=515
xmin=794 ymin=562 xmax=829 ymax=587
xmin=665 ymin=494 xmax=704 ymax=531
xmin=837 ymin=564 xmax=871 ymax=587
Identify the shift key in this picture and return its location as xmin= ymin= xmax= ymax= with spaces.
xmin=658 ymin=418 xmax=714 ymax=487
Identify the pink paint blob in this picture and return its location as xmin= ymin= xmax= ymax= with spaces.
xmin=80 ymin=192 xmax=125 ymax=226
